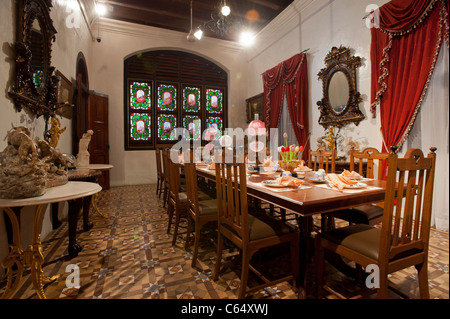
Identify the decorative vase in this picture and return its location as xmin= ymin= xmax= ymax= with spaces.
xmin=278 ymin=160 xmax=299 ymax=174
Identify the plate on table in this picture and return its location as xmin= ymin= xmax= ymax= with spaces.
xmin=261 ymin=180 xmax=298 ymax=188
xmin=309 ymin=178 xmax=326 ymax=183
xmin=294 ymin=167 xmax=312 ymax=172
xmin=196 ymin=164 xmax=208 ymax=168
xmin=261 ymin=180 xmax=287 ymax=188
xmin=344 ymin=182 xmax=367 ymax=189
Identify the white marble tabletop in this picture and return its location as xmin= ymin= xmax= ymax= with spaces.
xmin=0 ymin=181 xmax=102 ymax=208
xmin=77 ymin=164 xmax=114 ymax=171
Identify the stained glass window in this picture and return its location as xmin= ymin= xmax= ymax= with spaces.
xmin=183 ymin=115 xmax=201 ymax=140
xmin=157 ymin=114 xmax=177 ymax=141
xmin=157 ymin=84 xmax=177 ymax=111
xmin=206 ymin=116 xmax=223 ymax=140
xmin=33 ymin=70 xmax=44 ymax=89
xmin=206 ymin=89 xmax=223 ymax=114
xmin=130 ymin=82 xmax=151 ymax=110
xmin=183 ymin=87 xmax=201 ymax=112
xmin=130 ymin=113 xmax=151 ymax=141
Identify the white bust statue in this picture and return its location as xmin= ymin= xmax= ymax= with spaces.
xmin=76 ymin=129 xmax=93 ymax=168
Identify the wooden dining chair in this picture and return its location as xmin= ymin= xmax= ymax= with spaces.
xmin=155 ymin=148 xmax=164 ymax=198
xmin=166 ymin=153 xmax=189 ymax=246
xmin=183 ymin=162 xmax=218 ymax=268
xmin=213 ymin=160 xmax=300 ymax=299
xmin=166 ymin=150 xmax=214 ymax=247
xmin=332 ymin=147 xmax=390 ymax=227
xmin=161 ymin=148 xmax=170 ymax=208
xmin=308 ymin=147 xmax=336 ymax=173
xmin=315 ymin=147 xmax=437 ymax=299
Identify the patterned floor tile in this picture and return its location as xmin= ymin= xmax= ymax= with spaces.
xmin=1 ymin=184 xmax=448 ymax=300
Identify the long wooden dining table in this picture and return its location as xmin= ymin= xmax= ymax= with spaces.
xmin=191 ymin=164 xmax=388 ymax=298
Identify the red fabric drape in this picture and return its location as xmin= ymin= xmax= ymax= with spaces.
xmin=370 ymin=0 xmax=448 ymax=177
xmin=262 ymin=53 xmax=309 ymax=161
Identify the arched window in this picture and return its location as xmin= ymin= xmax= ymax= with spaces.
xmin=124 ymin=50 xmax=228 ymax=150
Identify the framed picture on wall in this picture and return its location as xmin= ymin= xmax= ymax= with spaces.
xmin=55 ymin=70 xmax=73 ymax=119
xmin=246 ymin=93 xmax=264 ymax=123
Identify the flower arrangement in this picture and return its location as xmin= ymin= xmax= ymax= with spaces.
xmin=278 ymin=133 xmax=304 ymax=173
xmin=278 ymin=132 xmax=304 ymax=162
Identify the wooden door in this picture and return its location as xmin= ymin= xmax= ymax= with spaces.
xmin=88 ymin=92 xmax=110 ymax=189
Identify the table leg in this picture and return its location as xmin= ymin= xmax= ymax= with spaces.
xmin=68 ymin=198 xmax=83 ymax=258
xmin=91 ymin=192 xmax=108 ymax=218
xmin=82 ymin=195 xmax=94 ymax=231
xmin=296 ymin=215 xmax=314 ymax=299
xmin=1 ymin=205 xmax=59 ymax=299
xmin=29 ymin=204 xmax=59 ymax=299
xmin=51 ymin=202 xmax=62 ymax=229
xmin=1 ymin=207 xmax=24 ymax=299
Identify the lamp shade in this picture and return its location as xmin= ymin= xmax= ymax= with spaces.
xmin=248 ymin=118 xmax=265 ymax=136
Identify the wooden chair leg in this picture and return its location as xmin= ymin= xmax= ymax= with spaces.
xmin=158 ymin=179 xmax=163 ymax=198
xmin=191 ymin=221 xmax=201 ymax=268
xmin=238 ymin=248 xmax=251 ymax=299
xmin=213 ymin=232 xmax=224 ymax=281
xmin=416 ymin=262 xmax=430 ymax=299
xmin=166 ymin=202 xmax=174 ymax=234
xmin=163 ymin=185 xmax=168 ymax=208
xmin=377 ymin=267 xmax=389 ymax=299
xmin=184 ymin=215 xmax=192 ymax=250
xmin=171 ymin=208 xmax=181 ymax=246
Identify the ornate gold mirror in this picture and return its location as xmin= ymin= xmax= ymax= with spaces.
xmin=8 ymin=0 xmax=57 ymax=120
xmin=317 ymin=46 xmax=364 ymax=129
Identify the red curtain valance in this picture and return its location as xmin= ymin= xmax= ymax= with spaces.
xmin=262 ymin=53 xmax=309 ymax=161
xmin=370 ymin=0 xmax=449 ymax=177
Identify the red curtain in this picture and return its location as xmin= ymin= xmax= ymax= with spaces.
xmin=262 ymin=53 xmax=309 ymax=161
xmin=370 ymin=0 xmax=449 ymax=177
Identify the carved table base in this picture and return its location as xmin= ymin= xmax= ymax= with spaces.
xmin=1 ymin=206 xmax=59 ymax=299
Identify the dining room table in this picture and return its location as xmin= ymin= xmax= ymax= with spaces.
xmin=191 ymin=162 xmax=389 ymax=298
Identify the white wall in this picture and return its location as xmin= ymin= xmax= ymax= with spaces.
xmin=246 ymin=0 xmax=390 ymax=157
xmin=0 ymin=0 xmax=93 ymax=275
xmin=90 ymin=18 xmax=249 ymax=187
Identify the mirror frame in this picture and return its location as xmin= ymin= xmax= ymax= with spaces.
xmin=8 ymin=0 xmax=57 ymax=120
xmin=317 ymin=46 xmax=364 ymax=129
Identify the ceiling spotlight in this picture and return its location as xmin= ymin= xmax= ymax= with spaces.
xmin=221 ymin=1 xmax=231 ymax=16
xmin=239 ymin=30 xmax=255 ymax=46
xmin=96 ymin=3 xmax=107 ymax=16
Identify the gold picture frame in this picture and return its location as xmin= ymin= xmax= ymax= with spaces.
xmin=246 ymin=93 xmax=264 ymax=123
xmin=55 ymin=70 xmax=73 ymax=119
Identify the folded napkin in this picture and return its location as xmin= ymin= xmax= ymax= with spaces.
xmin=326 ymin=173 xmax=358 ymax=191
xmin=276 ymin=176 xmax=304 ymax=187
xmin=341 ymin=169 xmax=362 ymax=180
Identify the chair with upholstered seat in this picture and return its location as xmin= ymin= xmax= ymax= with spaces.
xmin=183 ymin=161 xmax=218 ymax=268
xmin=315 ymin=147 xmax=437 ymax=299
xmin=331 ymin=147 xmax=390 ymax=228
xmin=166 ymin=150 xmax=213 ymax=247
xmin=308 ymin=147 xmax=336 ymax=230
xmin=155 ymin=148 xmax=164 ymax=198
xmin=308 ymin=147 xmax=336 ymax=173
xmin=213 ymin=159 xmax=300 ymax=299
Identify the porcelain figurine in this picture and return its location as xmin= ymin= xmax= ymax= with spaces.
xmin=76 ymin=129 xmax=93 ymax=168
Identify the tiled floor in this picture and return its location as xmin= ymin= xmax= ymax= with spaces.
xmin=1 ymin=184 xmax=448 ymax=299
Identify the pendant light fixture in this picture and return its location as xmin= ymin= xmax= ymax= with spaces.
xmin=186 ymin=0 xmax=196 ymax=42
